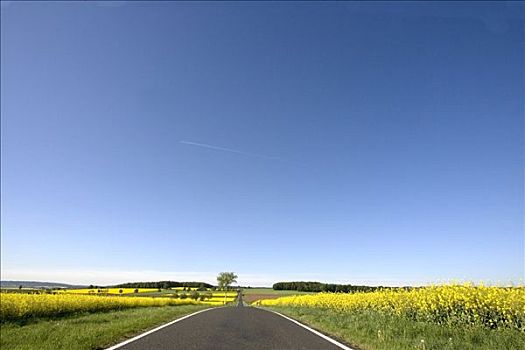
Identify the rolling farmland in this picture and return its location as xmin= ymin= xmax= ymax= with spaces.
xmin=242 ymin=288 xmax=315 ymax=303
xmin=2 ymin=283 xmax=524 ymax=349
xmin=57 ymin=287 xmax=238 ymax=303
xmin=0 ymin=287 xmax=239 ymax=349
xmin=60 ymin=288 xmax=159 ymax=295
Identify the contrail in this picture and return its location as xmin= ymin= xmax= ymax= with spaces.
xmin=179 ymin=141 xmax=279 ymax=160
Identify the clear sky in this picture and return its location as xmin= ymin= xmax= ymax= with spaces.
xmin=1 ymin=2 xmax=523 ymax=287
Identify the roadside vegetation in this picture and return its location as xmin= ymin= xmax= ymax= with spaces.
xmin=1 ymin=293 xmax=201 ymax=321
xmin=266 ymin=306 xmax=524 ymax=350
xmin=256 ymin=284 xmax=525 ymax=349
xmin=0 ymin=274 xmax=239 ymax=349
xmin=1 ymin=289 xmax=237 ymax=323
xmin=1 ymin=304 xmax=209 ymax=350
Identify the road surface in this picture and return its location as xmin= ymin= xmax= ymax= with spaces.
xmin=115 ymin=292 xmax=344 ymax=350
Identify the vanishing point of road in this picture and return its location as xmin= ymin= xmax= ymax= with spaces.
xmin=112 ymin=292 xmax=348 ymax=350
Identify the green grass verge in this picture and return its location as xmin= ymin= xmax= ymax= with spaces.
xmin=1 ymin=304 xmax=210 ymax=350
xmin=265 ymin=306 xmax=525 ymax=350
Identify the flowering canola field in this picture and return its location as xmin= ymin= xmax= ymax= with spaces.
xmin=60 ymin=288 xmax=158 ymax=295
xmin=0 ymin=293 xmax=199 ymax=321
xmin=255 ymin=284 xmax=525 ymax=331
xmin=201 ymin=292 xmax=237 ymax=305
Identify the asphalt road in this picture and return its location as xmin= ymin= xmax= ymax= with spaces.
xmin=116 ymin=292 xmax=343 ymax=350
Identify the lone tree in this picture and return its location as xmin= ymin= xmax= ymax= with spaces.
xmin=217 ymin=272 xmax=237 ymax=290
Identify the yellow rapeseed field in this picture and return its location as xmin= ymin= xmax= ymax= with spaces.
xmin=60 ymin=288 xmax=158 ymax=295
xmin=255 ymin=284 xmax=525 ymax=331
xmin=0 ymin=293 xmax=199 ymax=321
xmin=201 ymin=296 xmax=237 ymax=305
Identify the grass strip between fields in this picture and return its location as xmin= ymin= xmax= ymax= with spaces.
xmin=0 ymin=304 xmax=210 ymax=350
xmin=242 ymin=288 xmax=314 ymax=295
xmin=264 ymin=306 xmax=525 ymax=350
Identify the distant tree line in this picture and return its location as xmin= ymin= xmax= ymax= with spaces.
xmin=273 ymin=281 xmax=400 ymax=293
xmin=112 ymin=281 xmax=214 ymax=290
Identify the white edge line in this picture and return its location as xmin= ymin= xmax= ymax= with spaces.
xmin=258 ymin=307 xmax=356 ymax=350
xmin=105 ymin=307 xmax=220 ymax=350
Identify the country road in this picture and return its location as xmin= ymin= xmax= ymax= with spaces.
xmin=111 ymin=292 xmax=347 ymax=350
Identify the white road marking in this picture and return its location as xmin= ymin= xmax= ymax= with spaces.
xmin=262 ymin=308 xmax=357 ymax=350
xmin=105 ymin=304 xmax=355 ymax=350
xmin=105 ymin=307 xmax=217 ymax=349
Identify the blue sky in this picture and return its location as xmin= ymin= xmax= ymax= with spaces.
xmin=1 ymin=2 xmax=523 ymax=286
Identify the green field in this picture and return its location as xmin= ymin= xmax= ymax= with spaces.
xmin=1 ymin=304 xmax=209 ymax=350
xmin=242 ymin=288 xmax=314 ymax=295
xmin=265 ymin=307 xmax=525 ymax=350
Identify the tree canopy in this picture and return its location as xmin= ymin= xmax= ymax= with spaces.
xmin=217 ymin=272 xmax=238 ymax=290
xmin=113 ymin=281 xmax=213 ymax=289
xmin=273 ymin=281 xmax=399 ymax=293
